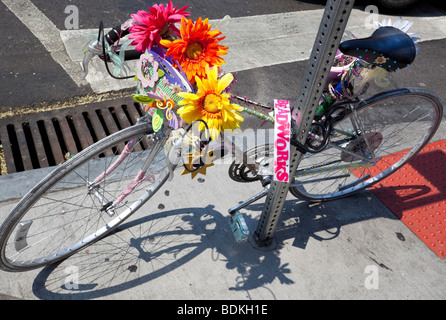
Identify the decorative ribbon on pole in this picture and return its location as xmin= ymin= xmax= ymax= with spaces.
xmin=273 ymin=100 xmax=291 ymax=182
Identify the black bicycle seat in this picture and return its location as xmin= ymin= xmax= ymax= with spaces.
xmin=339 ymin=26 xmax=416 ymax=71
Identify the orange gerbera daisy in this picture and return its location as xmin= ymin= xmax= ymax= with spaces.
xmin=160 ymin=17 xmax=228 ymax=84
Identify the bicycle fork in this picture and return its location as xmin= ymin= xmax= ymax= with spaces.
xmin=88 ymin=127 xmax=172 ymax=216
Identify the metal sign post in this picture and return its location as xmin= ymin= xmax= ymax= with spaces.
xmin=253 ymin=0 xmax=355 ymax=247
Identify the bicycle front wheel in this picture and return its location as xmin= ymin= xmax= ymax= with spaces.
xmin=0 ymin=122 xmax=172 ymax=272
xmin=290 ymin=88 xmax=443 ymax=201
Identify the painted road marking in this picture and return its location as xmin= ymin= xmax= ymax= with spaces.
xmin=1 ymin=0 xmax=88 ymax=88
xmin=3 ymin=0 xmax=446 ymax=94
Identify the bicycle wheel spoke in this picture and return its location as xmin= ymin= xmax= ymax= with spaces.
xmin=0 ymin=123 xmax=174 ymax=271
xmin=290 ymin=90 xmax=442 ymax=201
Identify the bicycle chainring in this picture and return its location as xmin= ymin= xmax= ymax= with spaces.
xmin=228 ymin=162 xmax=261 ymax=183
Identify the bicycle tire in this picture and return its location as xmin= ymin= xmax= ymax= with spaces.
xmin=0 ymin=121 xmax=172 ymax=272
xmin=289 ymin=88 xmax=443 ymax=201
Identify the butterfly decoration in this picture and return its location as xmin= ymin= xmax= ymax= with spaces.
xmin=132 ymin=49 xmax=193 ymax=131
xmin=136 ymin=53 xmax=162 ymax=88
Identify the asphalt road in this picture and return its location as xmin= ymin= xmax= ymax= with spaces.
xmin=1 ymin=0 xmax=446 ymax=114
xmin=0 ymin=0 xmax=322 ymax=111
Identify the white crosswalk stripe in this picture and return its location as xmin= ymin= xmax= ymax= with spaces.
xmin=3 ymin=0 xmax=446 ymax=94
xmin=63 ymin=6 xmax=446 ymax=93
xmin=1 ymin=0 xmax=89 ymax=88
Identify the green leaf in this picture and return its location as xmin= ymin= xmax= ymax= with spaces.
xmin=132 ymin=94 xmax=155 ymax=104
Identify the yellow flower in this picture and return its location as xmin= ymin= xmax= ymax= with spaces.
xmin=177 ymin=67 xmax=244 ymax=140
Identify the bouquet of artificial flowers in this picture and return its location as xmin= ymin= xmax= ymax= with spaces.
xmin=120 ymin=1 xmax=244 ymax=140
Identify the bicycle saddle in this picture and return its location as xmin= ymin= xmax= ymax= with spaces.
xmin=339 ymin=26 xmax=417 ymax=71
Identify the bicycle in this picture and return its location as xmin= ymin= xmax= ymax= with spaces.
xmin=0 ymin=5 xmax=442 ymax=272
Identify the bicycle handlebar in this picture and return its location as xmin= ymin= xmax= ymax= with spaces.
xmin=105 ymin=24 xmax=130 ymax=45
xmin=81 ymin=22 xmax=141 ymax=79
xmin=81 ymin=40 xmax=102 ymax=79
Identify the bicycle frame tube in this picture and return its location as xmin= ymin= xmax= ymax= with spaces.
xmin=92 ymin=140 xmax=135 ymax=185
xmin=111 ymin=128 xmax=172 ymax=207
xmin=90 ymin=115 xmax=153 ymax=185
xmin=87 ymin=125 xmax=172 ymax=213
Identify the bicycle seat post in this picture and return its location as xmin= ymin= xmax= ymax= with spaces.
xmin=253 ymin=0 xmax=355 ymax=247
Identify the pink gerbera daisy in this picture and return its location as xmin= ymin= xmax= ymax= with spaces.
xmin=129 ymin=1 xmax=190 ymax=52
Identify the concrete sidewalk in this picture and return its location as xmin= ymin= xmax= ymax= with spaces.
xmin=0 ymin=160 xmax=444 ymax=300
xmin=0 ymin=0 xmax=445 ymax=302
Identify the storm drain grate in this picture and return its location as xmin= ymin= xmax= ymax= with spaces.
xmin=0 ymin=97 xmax=145 ymax=174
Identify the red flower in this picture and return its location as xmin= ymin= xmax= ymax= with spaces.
xmin=129 ymin=1 xmax=190 ymax=52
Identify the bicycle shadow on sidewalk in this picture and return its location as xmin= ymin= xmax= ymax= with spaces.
xmin=31 ymin=190 xmax=395 ymax=300
xmin=31 ymin=203 xmax=291 ymax=300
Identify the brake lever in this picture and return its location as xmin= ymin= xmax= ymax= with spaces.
xmin=81 ymin=39 xmax=103 ymax=79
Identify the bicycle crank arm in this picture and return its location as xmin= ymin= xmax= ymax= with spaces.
xmin=228 ymin=186 xmax=270 ymax=216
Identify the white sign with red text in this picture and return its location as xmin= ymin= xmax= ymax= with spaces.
xmin=274 ymin=99 xmax=291 ymax=182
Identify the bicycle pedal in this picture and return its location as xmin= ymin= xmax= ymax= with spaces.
xmin=230 ymin=211 xmax=249 ymax=243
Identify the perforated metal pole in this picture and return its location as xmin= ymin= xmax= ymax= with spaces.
xmin=253 ymin=0 xmax=355 ymax=247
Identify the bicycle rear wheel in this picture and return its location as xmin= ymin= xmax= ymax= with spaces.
xmin=0 ymin=122 xmax=172 ymax=272
xmin=290 ymin=88 xmax=443 ymax=201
